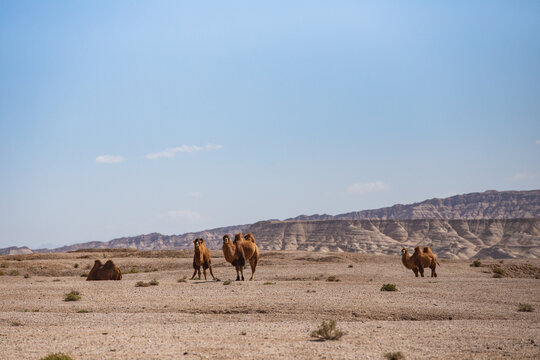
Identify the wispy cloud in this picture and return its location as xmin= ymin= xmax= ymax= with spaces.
xmin=536 ymin=139 xmax=540 ymax=145
xmin=95 ymin=155 xmax=125 ymax=164
xmin=347 ymin=181 xmax=389 ymax=195
xmin=164 ymin=210 xmax=202 ymax=222
xmin=146 ymin=144 xmax=223 ymax=160
xmin=508 ymin=172 xmax=536 ymax=181
xmin=186 ymin=191 xmax=203 ymax=198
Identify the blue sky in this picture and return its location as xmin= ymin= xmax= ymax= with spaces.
xmin=1 ymin=1 xmax=539 ymax=249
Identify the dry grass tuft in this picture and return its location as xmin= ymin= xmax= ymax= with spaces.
xmin=263 ymin=281 xmax=275 ymax=285
xmin=310 ymin=320 xmax=347 ymax=341
xmin=470 ymin=260 xmax=482 ymax=267
xmin=381 ymin=283 xmax=397 ymax=292
xmin=135 ymin=281 xmax=150 ymax=287
xmin=518 ymin=303 xmax=534 ymax=312
xmin=223 ymin=280 xmax=231 ymax=285
xmin=149 ymin=279 xmax=159 ymax=286
xmin=177 ymin=276 xmax=187 ymax=283
xmin=384 ymin=351 xmax=406 ymax=360
xmin=492 ymin=267 xmax=505 ymax=276
xmin=40 ymin=353 xmax=75 ymax=360
xmin=64 ymin=290 xmax=81 ymax=301
xmin=326 ymin=276 xmax=340 ymax=282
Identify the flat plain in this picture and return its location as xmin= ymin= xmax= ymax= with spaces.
xmin=1 ymin=250 xmax=539 ymax=359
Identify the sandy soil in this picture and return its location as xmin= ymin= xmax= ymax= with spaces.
xmin=1 ymin=250 xmax=539 ymax=359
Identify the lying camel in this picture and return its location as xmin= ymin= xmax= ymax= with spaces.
xmin=234 ymin=233 xmax=259 ymax=281
xmin=191 ymin=238 xmax=215 ymax=280
xmin=410 ymin=246 xmax=439 ymax=277
xmin=86 ymin=259 xmax=122 ymax=281
xmin=401 ymin=248 xmax=419 ymax=277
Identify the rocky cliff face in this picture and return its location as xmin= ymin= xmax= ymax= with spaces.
xmin=36 ymin=224 xmax=250 ymax=253
xmin=248 ymin=218 xmax=540 ymax=259
xmin=0 ymin=246 xmax=33 ymax=255
xmin=290 ymin=190 xmax=540 ymax=221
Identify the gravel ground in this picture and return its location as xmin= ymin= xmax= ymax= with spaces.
xmin=0 ymin=251 xmax=539 ymax=359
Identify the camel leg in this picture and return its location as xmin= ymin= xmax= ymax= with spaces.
xmin=413 ymin=268 xmax=419 ymax=277
xmin=190 ymin=268 xmax=198 ymax=280
xmin=235 ymin=266 xmax=241 ymax=281
xmin=197 ymin=267 xmax=201 ymax=280
xmin=239 ymin=266 xmax=245 ymax=281
xmin=203 ymin=267 xmax=207 ymax=280
xmin=208 ymin=265 xmax=216 ymax=280
xmin=249 ymin=257 xmax=258 ymax=281
xmin=431 ymin=266 xmax=437 ymax=278
xmin=418 ymin=265 xmax=425 ymax=277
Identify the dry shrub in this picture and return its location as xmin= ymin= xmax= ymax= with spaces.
xmin=384 ymin=352 xmax=405 ymax=360
xmin=381 ymin=283 xmax=397 ymax=292
xmin=135 ymin=281 xmax=150 ymax=287
xmin=326 ymin=276 xmax=340 ymax=282
xmin=263 ymin=281 xmax=275 ymax=285
xmin=9 ymin=270 xmax=20 ymax=276
xmin=470 ymin=260 xmax=482 ymax=267
xmin=492 ymin=267 xmax=505 ymax=276
xmin=149 ymin=279 xmax=159 ymax=286
xmin=40 ymin=353 xmax=75 ymax=360
xmin=177 ymin=276 xmax=187 ymax=283
xmin=518 ymin=303 xmax=534 ymax=312
xmin=310 ymin=320 xmax=347 ymax=341
xmin=223 ymin=280 xmax=231 ymax=285
xmin=64 ymin=290 xmax=81 ymax=301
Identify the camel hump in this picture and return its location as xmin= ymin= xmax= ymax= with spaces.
xmin=234 ymin=233 xmax=244 ymax=242
xmin=423 ymin=246 xmax=433 ymax=254
xmin=103 ymin=260 xmax=117 ymax=269
xmin=245 ymin=233 xmax=256 ymax=243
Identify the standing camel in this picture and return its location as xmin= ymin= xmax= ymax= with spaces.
xmin=191 ymin=238 xmax=215 ymax=280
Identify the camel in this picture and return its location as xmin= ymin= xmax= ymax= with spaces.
xmin=233 ymin=233 xmax=259 ymax=281
xmin=191 ymin=238 xmax=215 ymax=280
xmin=401 ymin=248 xmax=419 ymax=277
xmin=410 ymin=246 xmax=439 ymax=277
xmin=222 ymin=234 xmax=244 ymax=281
xmin=86 ymin=259 xmax=122 ymax=281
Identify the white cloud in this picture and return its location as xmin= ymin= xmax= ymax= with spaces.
xmin=146 ymin=144 xmax=223 ymax=160
xmin=186 ymin=191 xmax=203 ymax=198
xmin=347 ymin=181 xmax=389 ymax=195
xmin=165 ymin=210 xmax=202 ymax=222
xmin=508 ymin=172 xmax=537 ymax=181
xmin=536 ymin=139 xmax=540 ymax=145
xmin=95 ymin=155 xmax=125 ymax=164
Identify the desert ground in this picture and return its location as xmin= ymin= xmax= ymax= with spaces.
xmin=0 ymin=249 xmax=539 ymax=359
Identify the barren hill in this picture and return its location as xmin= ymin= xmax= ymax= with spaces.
xmin=3 ymin=190 xmax=540 ymax=259
xmin=290 ymin=190 xmax=540 ymax=220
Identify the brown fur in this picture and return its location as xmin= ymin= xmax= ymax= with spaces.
xmin=410 ymin=246 xmax=438 ymax=277
xmin=233 ymin=233 xmax=260 ymax=281
xmin=191 ymin=238 xmax=215 ymax=280
xmin=244 ymin=233 xmax=256 ymax=243
xmin=401 ymin=248 xmax=419 ymax=277
xmin=423 ymin=246 xmax=440 ymax=266
xmin=86 ymin=259 xmax=122 ymax=281
xmin=222 ymin=234 xmax=245 ymax=281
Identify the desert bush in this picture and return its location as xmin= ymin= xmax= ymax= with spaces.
xmin=306 ymin=290 xmax=316 ymax=293
xmin=384 ymin=352 xmax=405 ymax=360
xmin=9 ymin=270 xmax=20 ymax=276
xmin=135 ymin=281 xmax=150 ymax=287
xmin=0 ymin=271 xmax=5 ymax=276
xmin=348 ymin=264 xmax=353 ymax=268
xmin=313 ymin=274 xmax=324 ymax=281
xmin=263 ymin=281 xmax=275 ymax=285
xmin=64 ymin=290 xmax=81 ymax=302
xmin=310 ymin=320 xmax=347 ymax=341
xmin=52 ymin=279 xmax=61 ymax=282
xmin=74 ymin=263 xmax=79 ymax=268
xmin=0 ymin=262 xmax=8 ymax=268
xmin=33 ymin=309 xmax=39 ymax=312
xmin=80 ymin=273 xmax=88 ymax=277
xmin=518 ymin=303 xmax=534 ymax=312
xmin=492 ymin=267 xmax=505 ymax=277
xmin=85 ymin=264 xmax=91 ymax=270
xmin=177 ymin=276 xmax=187 ymax=283
xmin=381 ymin=283 xmax=397 ymax=292
xmin=40 ymin=353 xmax=75 ymax=360
xmin=470 ymin=260 xmax=482 ymax=267
xmin=149 ymin=279 xmax=159 ymax=286
xmin=493 ymin=273 xmax=503 ymax=278
xmin=77 ymin=309 xmax=89 ymax=313
xmin=223 ymin=280 xmax=231 ymax=285
xmin=127 ymin=267 xmax=139 ymax=274
xmin=326 ymin=276 xmax=340 ymax=282
xmin=10 ymin=320 xmax=23 ymax=326
xmin=24 ymin=274 xmax=30 ymax=278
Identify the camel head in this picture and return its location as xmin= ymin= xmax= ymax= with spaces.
xmin=401 ymin=248 xmax=408 ymax=255
xmin=223 ymin=234 xmax=231 ymax=244
xmin=193 ymin=238 xmax=203 ymax=249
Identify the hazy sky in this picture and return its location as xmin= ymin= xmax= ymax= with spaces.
xmin=1 ymin=1 xmax=539 ymax=249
